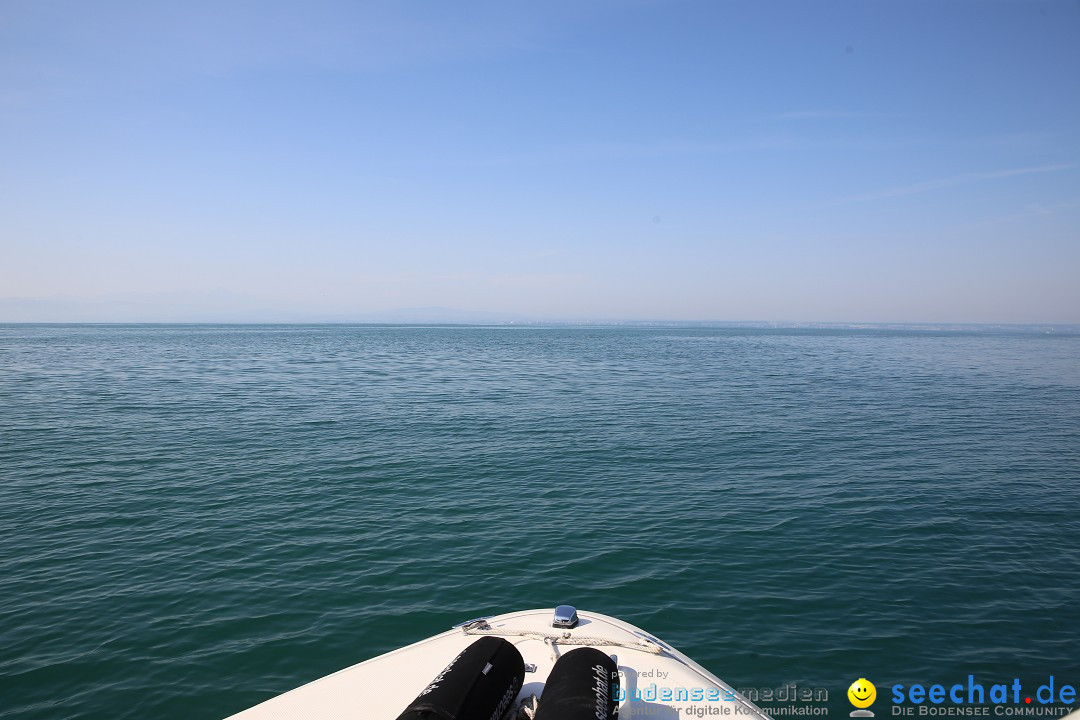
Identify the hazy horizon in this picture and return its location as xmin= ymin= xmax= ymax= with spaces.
xmin=2 ymin=1 xmax=1078 ymax=324
xmin=3 ymin=292 xmax=1080 ymax=327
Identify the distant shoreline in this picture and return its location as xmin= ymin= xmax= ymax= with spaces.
xmin=2 ymin=321 xmax=1078 ymax=333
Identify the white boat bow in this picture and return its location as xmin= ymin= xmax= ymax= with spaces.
xmin=225 ymin=608 xmax=774 ymax=720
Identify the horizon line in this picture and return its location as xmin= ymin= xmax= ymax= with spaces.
xmin=2 ymin=320 xmax=1078 ymax=329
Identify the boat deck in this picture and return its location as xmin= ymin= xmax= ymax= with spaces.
xmin=225 ymin=608 xmax=774 ymax=720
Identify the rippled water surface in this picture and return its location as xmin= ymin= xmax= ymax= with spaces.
xmin=2 ymin=325 xmax=1078 ymax=719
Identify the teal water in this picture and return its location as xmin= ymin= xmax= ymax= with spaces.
xmin=1 ymin=324 xmax=1078 ymax=719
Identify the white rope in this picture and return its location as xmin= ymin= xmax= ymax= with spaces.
xmin=461 ymin=620 xmax=663 ymax=655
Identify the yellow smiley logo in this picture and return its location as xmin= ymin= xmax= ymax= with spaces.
xmin=848 ymin=678 xmax=877 ymax=709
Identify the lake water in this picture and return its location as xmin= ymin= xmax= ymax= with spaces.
xmin=2 ymin=324 xmax=1078 ymax=719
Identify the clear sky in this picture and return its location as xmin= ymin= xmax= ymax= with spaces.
xmin=2 ymin=0 xmax=1078 ymax=323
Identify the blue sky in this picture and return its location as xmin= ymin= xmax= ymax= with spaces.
xmin=1 ymin=0 xmax=1078 ymax=322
